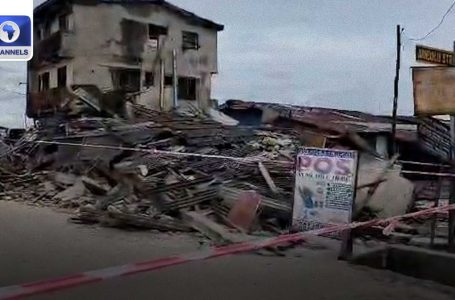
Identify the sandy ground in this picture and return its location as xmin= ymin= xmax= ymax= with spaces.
xmin=1 ymin=201 xmax=455 ymax=300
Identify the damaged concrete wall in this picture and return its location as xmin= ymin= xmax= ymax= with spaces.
xmin=355 ymin=155 xmax=415 ymax=218
xmin=31 ymin=60 xmax=74 ymax=90
xmin=69 ymin=2 xmax=219 ymax=111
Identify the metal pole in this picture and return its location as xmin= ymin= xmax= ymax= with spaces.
xmin=391 ymin=24 xmax=401 ymax=156
xmin=449 ymin=41 xmax=455 ymax=252
xmin=338 ymin=151 xmax=360 ymax=261
xmin=449 ymin=116 xmax=455 ymax=252
xmin=172 ymin=49 xmax=178 ymax=108
xmin=23 ymin=61 xmax=30 ymax=120
xmin=159 ymin=59 xmax=164 ymax=110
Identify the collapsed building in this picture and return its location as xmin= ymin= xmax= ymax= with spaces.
xmin=28 ymin=0 xmax=224 ymax=121
xmin=220 ymin=100 xmax=453 ymax=211
xmin=0 ymin=0 xmax=451 ymax=252
xmin=2 ymin=95 xmax=451 ymax=247
xmin=220 ymin=99 xmax=420 ymax=158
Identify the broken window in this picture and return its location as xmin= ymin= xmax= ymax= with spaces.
xmin=178 ymin=77 xmax=197 ymax=100
xmin=36 ymin=28 xmax=42 ymax=41
xmin=148 ymin=24 xmax=167 ymax=50
xmin=40 ymin=72 xmax=50 ymax=91
xmin=116 ymin=70 xmax=141 ymax=92
xmin=59 ymin=14 xmax=69 ymax=31
xmin=121 ymin=19 xmax=148 ymax=61
xmin=57 ymin=66 xmax=67 ymax=88
xmin=43 ymin=23 xmax=51 ymax=38
xmin=164 ymin=76 xmax=173 ymax=86
xmin=148 ymin=24 xmax=167 ymax=39
xmin=144 ymin=72 xmax=154 ymax=87
xmin=182 ymin=31 xmax=199 ymax=50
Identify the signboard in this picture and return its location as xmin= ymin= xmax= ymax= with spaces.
xmin=416 ymin=45 xmax=453 ymax=66
xmin=418 ymin=117 xmax=451 ymax=161
xmin=413 ymin=67 xmax=455 ymax=115
xmin=292 ymin=147 xmax=358 ymax=232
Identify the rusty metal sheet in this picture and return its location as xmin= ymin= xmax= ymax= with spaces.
xmin=227 ymin=190 xmax=262 ymax=231
xmin=300 ymin=131 xmax=327 ymax=147
xmin=418 ymin=117 xmax=451 ymax=161
xmin=27 ymin=88 xmax=70 ymax=118
xmin=413 ymin=67 xmax=455 ymax=115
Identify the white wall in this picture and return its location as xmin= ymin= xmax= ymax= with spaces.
xmin=69 ymin=3 xmax=220 ymax=110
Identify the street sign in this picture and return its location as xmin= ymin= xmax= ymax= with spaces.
xmin=416 ymin=45 xmax=453 ymax=66
xmin=413 ymin=67 xmax=455 ymax=115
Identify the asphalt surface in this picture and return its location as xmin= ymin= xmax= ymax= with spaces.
xmin=1 ymin=201 xmax=455 ymax=300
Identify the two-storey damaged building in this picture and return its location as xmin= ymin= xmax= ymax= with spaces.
xmin=28 ymin=0 xmax=224 ymax=119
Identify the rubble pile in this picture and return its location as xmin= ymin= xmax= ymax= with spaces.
xmin=1 ymin=103 xmax=446 ymax=248
xmin=0 ymin=105 xmax=298 ymax=244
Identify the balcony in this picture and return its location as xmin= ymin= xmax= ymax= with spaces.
xmin=32 ymin=31 xmax=75 ymax=67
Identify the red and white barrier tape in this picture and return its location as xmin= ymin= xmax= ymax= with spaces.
xmin=0 ymin=204 xmax=454 ymax=300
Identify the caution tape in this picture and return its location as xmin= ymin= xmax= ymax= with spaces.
xmin=0 ymin=204 xmax=454 ymax=299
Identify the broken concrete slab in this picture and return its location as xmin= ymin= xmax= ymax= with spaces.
xmin=53 ymin=172 xmax=78 ymax=187
xmin=81 ymin=176 xmax=110 ymax=195
xmin=182 ymin=211 xmax=249 ymax=244
xmin=54 ymin=179 xmax=86 ymax=204
xmin=96 ymin=184 xmax=130 ymax=211
xmin=355 ymin=156 xmax=414 ymax=218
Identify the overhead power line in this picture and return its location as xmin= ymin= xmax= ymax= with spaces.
xmin=407 ymin=0 xmax=455 ymax=41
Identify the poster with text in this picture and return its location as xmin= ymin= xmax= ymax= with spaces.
xmin=292 ymin=147 xmax=358 ymax=232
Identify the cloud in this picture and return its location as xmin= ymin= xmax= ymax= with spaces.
xmin=0 ymin=62 xmax=26 ymax=127
xmin=2 ymin=0 xmax=455 ymax=127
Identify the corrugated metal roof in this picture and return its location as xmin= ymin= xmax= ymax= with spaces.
xmin=222 ymin=99 xmax=419 ymax=136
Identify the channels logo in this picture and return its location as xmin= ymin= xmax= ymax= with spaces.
xmin=0 ymin=21 xmax=21 ymax=43
xmin=0 ymin=16 xmax=32 ymax=61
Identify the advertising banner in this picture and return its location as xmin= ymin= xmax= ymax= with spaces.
xmin=292 ymin=147 xmax=358 ymax=232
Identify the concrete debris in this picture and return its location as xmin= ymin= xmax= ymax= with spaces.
xmin=0 ymin=103 xmax=442 ymax=248
xmin=355 ymin=156 xmax=414 ymax=219
xmin=0 ymin=140 xmax=10 ymax=157
xmin=0 ymin=105 xmax=300 ymax=245
xmin=182 ymin=211 xmax=248 ymax=244
xmin=208 ymin=108 xmax=239 ymax=126
xmin=81 ymin=176 xmax=110 ymax=195
xmin=53 ymin=172 xmax=78 ymax=187
xmin=54 ymin=179 xmax=86 ymax=205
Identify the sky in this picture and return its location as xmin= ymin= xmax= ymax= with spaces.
xmin=1 ymin=0 xmax=455 ymax=127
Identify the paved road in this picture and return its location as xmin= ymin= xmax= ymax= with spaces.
xmin=1 ymin=201 xmax=455 ymax=300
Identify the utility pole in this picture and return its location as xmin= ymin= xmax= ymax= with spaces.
xmin=172 ymin=49 xmax=178 ymax=109
xmin=448 ymin=41 xmax=455 ymax=252
xmin=391 ymin=24 xmax=401 ymax=157
xmin=159 ymin=59 xmax=164 ymax=110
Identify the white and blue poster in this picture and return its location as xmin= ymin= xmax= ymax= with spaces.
xmin=292 ymin=147 xmax=358 ymax=232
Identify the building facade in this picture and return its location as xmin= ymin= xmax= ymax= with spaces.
xmin=28 ymin=0 xmax=223 ymax=117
